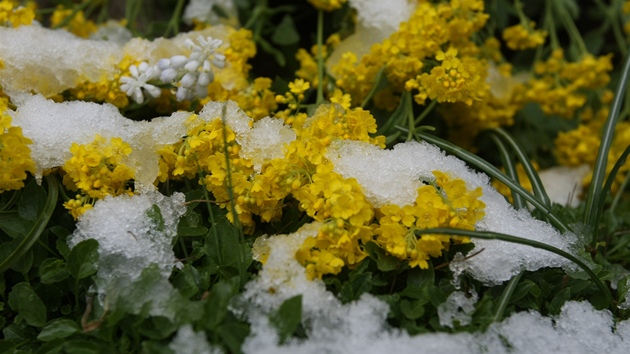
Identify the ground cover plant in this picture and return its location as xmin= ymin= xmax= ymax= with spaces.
xmin=1 ymin=0 xmax=630 ymax=352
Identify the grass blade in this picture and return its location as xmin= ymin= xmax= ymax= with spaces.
xmin=494 ymin=271 xmax=523 ymax=322
xmin=584 ymin=54 xmax=630 ymax=230
xmin=596 ymin=144 xmax=630 ymax=225
xmin=491 ymin=128 xmax=551 ymax=208
xmin=489 ymin=134 xmax=525 ymax=210
xmin=415 ymin=227 xmax=613 ymax=311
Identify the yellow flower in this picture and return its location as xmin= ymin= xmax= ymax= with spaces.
xmin=289 ymin=78 xmax=311 ymax=96
xmin=0 ymin=97 xmax=35 ymax=192
xmin=502 ymin=22 xmax=547 ymax=50
xmin=307 ymin=0 xmax=347 ymax=12
xmin=50 ymin=6 xmax=97 ymax=38
xmin=0 ymin=0 xmax=35 ymax=28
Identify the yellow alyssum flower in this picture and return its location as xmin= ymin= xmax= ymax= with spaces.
xmin=502 ymin=22 xmax=547 ymax=50
xmin=0 ymin=97 xmax=35 ymax=192
xmin=50 ymin=6 xmax=97 ymax=38
xmin=0 ymin=0 xmax=35 ymax=27
xmin=412 ymin=47 xmax=489 ymax=105
xmin=373 ymin=171 xmax=485 ymax=269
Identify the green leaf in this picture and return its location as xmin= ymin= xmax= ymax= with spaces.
xmin=400 ymin=299 xmax=425 ymax=320
xmin=548 ymin=287 xmax=571 ymax=315
xmin=217 ymin=321 xmax=250 ymax=354
xmin=271 ymin=15 xmax=300 ymax=45
xmin=172 ymin=263 xmax=200 ymax=299
xmin=39 ymin=258 xmax=70 ymax=284
xmin=204 ymin=278 xmax=239 ymax=330
xmin=0 ymin=176 xmax=59 ymax=274
xmin=66 ymin=239 xmax=99 ymax=280
xmin=270 ymin=295 xmax=302 ymax=344
xmin=177 ymin=210 xmax=208 ymax=237
xmin=365 ymin=242 xmax=400 ymax=272
xmin=8 ymin=282 xmax=47 ymax=327
xmin=146 ymin=204 xmax=165 ymax=232
xmin=340 ymin=272 xmax=372 ymax=303
xmin=37 ymin=319 xmax=80 ymax=341
xmin=0 ymin=211 xmax=31 ymax=239
xmin=18 ymin=179 xmax=47 ymax=221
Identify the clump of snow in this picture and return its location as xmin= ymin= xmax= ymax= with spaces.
xmin=0 ymin=25 xmax=122 ymax=96
xmin=90 ymin=20 xmax=133 ymax=44
xmin=539 ymin=165 xmax=590 ymax=207
xmin=199 ymin=100 xmax=253 ymax=136
xmin=69 ymin=191 xmax=186 ymax=285
xmin=169 ymin=324 xmax=219 ymax=354
xmin=438 ymin=291 xmax=478 ymax=328
xmin=327 ymin=140 xmax=581 ymax=285
xmin=9 ymin=94 xmax=190 ymax=190
xmin=239 ymin=117 xmax=296 ymax=172
xmin=183 ymin=0 xmax=239 ymax=26
xmin=69 ymin=191 xmax=186 ymax=319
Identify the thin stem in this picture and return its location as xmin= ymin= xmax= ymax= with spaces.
xmin=316 ymin=9 xmax=325 ymax=105
xmin=611 ymin=167 xmax=630 ymax=213
xmin=406 ymin=92 xmax=415 ymax=141
xmin=163 ymin=0 xmax=186 ymax=37
xmin=414 ymin=100 xmax=437 ymax=125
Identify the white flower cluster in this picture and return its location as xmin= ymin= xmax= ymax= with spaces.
xmin=119 ymin=35 xmax=226 ymax=104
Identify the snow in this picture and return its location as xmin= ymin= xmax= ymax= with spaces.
xmin=0 ymin=25 xmax=122 ymax=96
xmin=9 ymin=94 xmax=191 ymax=190
xmin=170 ymin=325 xmax=220 ymax=354
xmin=239 ymin=117 xmax=296 ymax=172
xmin=538 ymin=165 xmax=590 ymax=207
xmin=68 ymin=191 xmax=187 ymax=319
xmin=183 ymin=0 xmax=239 ymax=26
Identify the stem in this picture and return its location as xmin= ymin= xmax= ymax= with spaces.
xmin=416 ymin=228 xmax=614 ymax=312
xmin=316 ymin=9 xmax=325 ymax=105
xmin=163 ymin=0 xmax=186 ymax=37
xmin=544 ymin=0 xmax=560 ymax=50
xmin=414 ymin=100 xmax=437 ymax=125
xmin=406 ymin=92 xmax=415 ymax=141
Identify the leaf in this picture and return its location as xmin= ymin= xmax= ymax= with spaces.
xmin=548 ymin=287 xmax=571 ymax=315
xmin=340 ymin=272 xmax=372 ymax=303
xmin=204 ymin=277 xmax=239 ymax=330
xmin=399 ymin=299 xmax=425 ymax=320
xmin=39 ymin=258 xmax=70 ymax=284
xmin=217 ymin=321 xmax=250 ymax=354
xmin=37 ymin=319 xmax=80 ymax=341
xmin=18 ymin=179 xmax=47 ymax=221
xmin=146 ymin=204 xmax=165 ymax=232
xmin=271 ymin=15 xmax=300 ymax=46
xmin=177 ymin=210 xmax=208 ymax=237
xmin=365 ymin=242 xmax=400 ymax=272
xmin=66 ymin=239 xmax=99 ymax=280
xmin=270 ymin=295 xmax=302 ymax=344
xmin=8 ymin=282 xmax=47 ymax=327
xmin=0 ymin=211 xmax=31 ymax=239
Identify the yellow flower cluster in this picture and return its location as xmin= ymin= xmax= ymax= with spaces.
xmin=374 ymin=171 xmax=485 ymax=269
xmin=50 ymin=6 xmax=97 ymax=38
xmin=525 ymin=49 xmax=614 ymax=118
xmin=0 ymin=97 xmax=35 ymax=192
xmin=62 ymin=135 xmax=135 ymax=218
xmin=333 ymin=0 xmax=489 ymax=109
xmin=407 ymin=47 xmax=489 ymax=106
xmin=502 ymin=23 xmax=547 ymax=50
xmin=69 ymin=56 xmax=134 ymax=108
xmin=307 ymin=0 xmax=347 ymax=12
xmin=0 ymin=0 xmax=35 ymax=28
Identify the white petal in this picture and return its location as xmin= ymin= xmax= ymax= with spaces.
xmin=184 ymin=60 xmax=200 ymax=72
xmin=157 ymin=58 xmax=171 ymax=70
xmin=133 ymin=88 xmax=144 ymax=104
xmin=170 ymin=55 xmax=189 ymax=68
xmin=197 ymin=71 xmax=212 ymax=86
xmin=144 ymin=84 xmax=162 ymax=99
xmin=129 ymin=65 xmax=139 ymax=78
xmin=195 ymin=84 xmax=208 ymax=98
xmin=160 ymin=68 xmax=178 ymax=83
xmin=181 ymin=73 xmax=197 ymax=88
xmin=176 ymin=87 xmax=189 ymax=101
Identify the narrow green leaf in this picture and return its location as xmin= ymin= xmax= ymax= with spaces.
xmin=584 ymin=54 xmax=630 ymax=233
xmin=8 ymin=283 xmax=47 ymax=327
xmin=0 ymin=176 xmax=58 ymax=274
xmin=270 ymin=295 xmax=302 ymax=344
xmin=37 ymin=319 xmax=80 ymax=341
xmin=146 ymin=204 xmax=165 ymax=232
xmin=493 ymin=271 xmax=523 ymax=322
xmin=66 ymin=239 xmax=99 ymax=280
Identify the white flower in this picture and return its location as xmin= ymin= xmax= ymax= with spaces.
xmin=120 ymin=62 xmax=162 ymax=104
xmin=156 ymin=36 xmax=227 ymax=101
